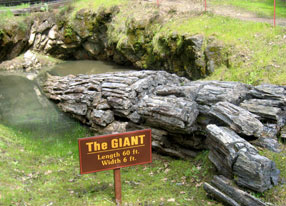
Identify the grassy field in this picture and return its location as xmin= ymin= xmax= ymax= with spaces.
xmin=211 ymin=0 xmax=286 ymax=18
xmin=0 ymin=124 xmax=222 ymax=206
xmin=1 ymin=120 xmax=285 ymax=205
xmin=0 ymin=3 xmax=30 ymax=11
xmin=158 ymin=13 xmax=286 ymax=85
xmin=70 ymin=0 xmax=127 ymax=18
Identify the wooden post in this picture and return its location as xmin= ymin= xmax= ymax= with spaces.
xmin=157 ymin=0 xmax=159 ymax=7
xmin=114 ymin=168 xmax=122 ymax=205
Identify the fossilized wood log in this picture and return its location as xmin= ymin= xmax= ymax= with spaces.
xmin=204 ymin=175 xmax=267 ymax=206
xmin=240 ymin=99 xmax=285 ymax=127
xmin=203 ymin=182 xmax=240 ymax=206
xmin=209 ymin=102 xmax=264 ymax=138
xmin=206 ymin=124 xmax=280 ymax=192
xmin=195 ymin=81 xmax=251 ymax=106
xmin=43 ymin=70 xmax=284 ymax=196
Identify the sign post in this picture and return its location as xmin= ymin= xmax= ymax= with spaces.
xmin=78 ymin=129 xmax=152 ymax=205
xmin=114 ymin=168 xmax=122 ymax=205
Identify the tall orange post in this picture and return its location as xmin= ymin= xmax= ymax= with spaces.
xmin=205 ymin=0 xmax=207 ymax=12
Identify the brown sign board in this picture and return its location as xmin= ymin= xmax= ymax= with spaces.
xmin=78 ymin=129 xmax=152 ymax=174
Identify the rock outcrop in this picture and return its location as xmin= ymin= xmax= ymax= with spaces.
xmin=0 ymin=19 xmax=30 ymax=61
xmin=1 ymin=6 xmax=229 ymax=80
xmin=43 ymin=70 xmax=285 ymax=197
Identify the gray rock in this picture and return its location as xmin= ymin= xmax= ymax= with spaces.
xmin=48 ymin=25 xmax=58 ymax=40
xmin=280 ymin=125 xmax=286 ymax=140
xmin=250 ymin=84 xmax=286 ymax=102
xmin=250 ymin=137 xmax=282 ymax=153
xmin=205 ymin=175 xmax=267 ymax=206
xmin=241 ymin=98 xmax=286 ymax=107
xmin=89 ymin=109 xmax=114 ymax=127
xmin=240 ymin=99 xmax=284 ymax=125
xmin=83 ymin=41 xmax=102 ymax=56
xmin=203 ymin=182 xmax=240 ymax=206
xmin=58 ymin=102 xmax=87 ymax=116
xmin=91 ymin=121 xmax=128 ymax=135
xmin=262 ymin=124 xmax=279 ymax=139
xmin=155 ymin=85 xmax=197 ymax=100
xmin=137 ymin=95 xmax=199 ymax=133
xmin=152 ymin=141 xmax=185 ymax=159
xmin=195 ymin=81 xmax=251 ymax=106
xmin=210 ymin=101 xmax=264 ymax=138
xmin=206 ymin=124 xmax=257 ymax=178
xmin=233 ymin=151 xmax=280 ymax=192
xmin=206 ymin=124 xmax=280 ymax=192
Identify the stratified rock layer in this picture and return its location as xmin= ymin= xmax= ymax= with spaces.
xmin=43 ymin=70 xmax=285 ymax=195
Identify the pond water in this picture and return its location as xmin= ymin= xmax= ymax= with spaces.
xmin=0 ymin=60 xmax=133 ymax=136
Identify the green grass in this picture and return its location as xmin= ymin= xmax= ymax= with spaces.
xmin=211 ymin=0 xmax=286 ymax=18
xmin=0 ymin=3 xmax=30 ymax=21
xmin=70 ymin=0 xmax=127 ymax=18
xmin=0 ymin=9 xmax=14 ymax=21
xmin=0 ymin=3 xmax=30 ymax=11
xmin=259 ymin=146 xmax=286 ymax=205
xmin=159 ymin=13 xmax=286 ymax=85
xmin=0 ymin=124 xmax=222 ymax=205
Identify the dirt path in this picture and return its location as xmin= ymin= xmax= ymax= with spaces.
xmin=142 ymin=0 xmax=286 ymax=26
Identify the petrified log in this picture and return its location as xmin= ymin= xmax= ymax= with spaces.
xmin=250 ymin=137 xmax=282 ymax=153
xmin=203 ymin=182 xmax=240 ymax=206
xmin=240 ymin=99 xmax=285 ymax=126
xmin=209 ymin=102 xmax=264 ymax=138
xmin=195 ymin=81 xmax=251 ymax=106
xmin=137 ymin=95 xmax=198 ymax=133
xmin=280 ymin=125 xmax=286 ymax=140
xmin=204 ymin=175 xmax=267 ymax=206
xmin=43 ymin=70 xmax=283 ymax=196
xmin=206 ymin=124 xmax=279 ymax=192
xmin=249 ymin=84 xmax=286 ymax=101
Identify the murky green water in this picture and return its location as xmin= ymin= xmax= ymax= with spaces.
xmin=0 ymin=60 xmax=132 ymax=136
xmin=47 ymin=60 xmax=130 ymax=76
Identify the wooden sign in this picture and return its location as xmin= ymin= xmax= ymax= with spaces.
xmin=78 ymin=129 xmax=152 ymax=174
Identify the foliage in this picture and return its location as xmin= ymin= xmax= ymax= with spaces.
xmin=64 ymin=25 xmax=74 ymax=38
xmin=0 ymin=9 xmax=14 ymax=20
xmin=40 ymin=3 xmax=49 ymax=12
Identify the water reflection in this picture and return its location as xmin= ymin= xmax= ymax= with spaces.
xmin=47 ymin=60 xmax=131 ymax=76
xmin=0 ymin=60 xmax=132 ymax=136
xmin=0 ymin=74 xmax=76 ymax=135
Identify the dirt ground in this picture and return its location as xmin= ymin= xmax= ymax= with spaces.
xmin=139 ymin=0 xmax=286 ymax=26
